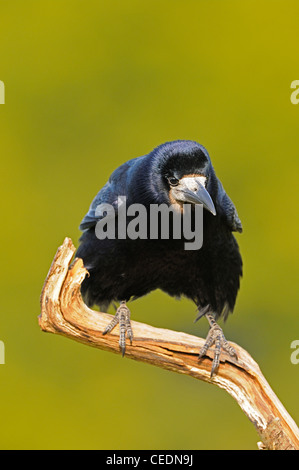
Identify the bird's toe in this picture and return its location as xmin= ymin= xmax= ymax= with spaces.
xmin=198 ymin=322 xmax=237 ymax=378
xmin=102 ymin=301 xmax=133 ymax=355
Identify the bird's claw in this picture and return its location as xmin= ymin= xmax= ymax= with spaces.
xmin=198 ymin=322 xmax=237 ymax=377
xmin=102 ymin=301 xmax=133 ymax=356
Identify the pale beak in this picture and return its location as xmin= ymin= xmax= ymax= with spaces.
xmin=171 ymin=176 xmax=216 ymax=216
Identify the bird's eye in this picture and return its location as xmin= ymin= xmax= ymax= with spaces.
xmin=168 ymin=176 xmax=179 ymax=187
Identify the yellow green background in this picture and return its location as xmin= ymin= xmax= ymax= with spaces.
xmin=0 ymin=0 xmax=298 ymax=450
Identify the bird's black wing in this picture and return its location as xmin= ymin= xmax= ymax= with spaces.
xmin=216 ymin=180 xmax=242 ymax=233
xmin=79 ymin=156 xmax=144 ymax=230
xmin=79 ymin=181 xmax=116 ymax=230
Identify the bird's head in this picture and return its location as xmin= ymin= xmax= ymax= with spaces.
xmin=150 ymin=140 xmax=216 ymax=215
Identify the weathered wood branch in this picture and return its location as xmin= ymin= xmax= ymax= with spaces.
xmin=39 ymin=237 xmax=299 ymax=450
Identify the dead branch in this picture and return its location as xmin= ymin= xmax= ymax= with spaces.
xmin=39 ymin=237 xmax=299 ymax=450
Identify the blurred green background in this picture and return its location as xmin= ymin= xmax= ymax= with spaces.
xmin=0 ymin=0 xmax=298 ymax=450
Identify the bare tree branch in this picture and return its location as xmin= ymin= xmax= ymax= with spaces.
xmin=39 ymin=237 xmax=299 ymax=450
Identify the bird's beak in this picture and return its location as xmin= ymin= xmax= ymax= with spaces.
xmin=171 ymin=176 xmax=216 ymax=216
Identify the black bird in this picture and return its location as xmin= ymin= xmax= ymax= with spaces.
xmin=76 ymin=140 xmax=243 ymax=376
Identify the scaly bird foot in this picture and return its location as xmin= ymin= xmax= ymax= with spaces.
xmin=198 ymin=313 xmax=237 ymax=377
xmin=102 ymin=301 xmax=133 ymax=356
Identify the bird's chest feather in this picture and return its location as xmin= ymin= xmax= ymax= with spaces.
xmin=117 ymin=222 xmax=240 ymax=301
xmin=118 ymin=236 xmax=212 ymax=295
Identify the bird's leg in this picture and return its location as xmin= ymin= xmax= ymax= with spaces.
xmin=198 ymin=313 xmax=237 ymax=377
xmin=102 ymin=301 xmax=133 ymax=356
